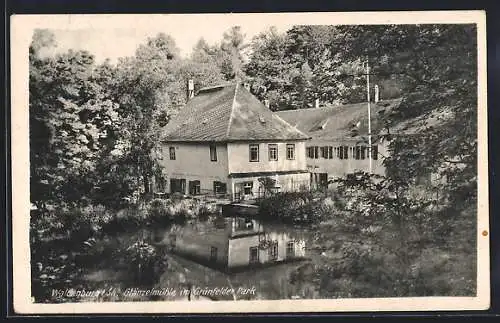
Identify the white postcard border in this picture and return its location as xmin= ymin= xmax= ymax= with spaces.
xmin=11 ymin=10 xmax=489 ymax=314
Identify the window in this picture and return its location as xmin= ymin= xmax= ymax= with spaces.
xmin=169 ymin=147 xmax=176 ymax=160
xmin=286 ymin=144 xmax=295 ymax=160
xmin=243 ymin=181 xmax=253 ymax=195
xmin=354 ymin=146 xmax=360 ymax=160
xmin=328 ymin=146 xmax=334 ymax=159
xmin=354 ymin=146 xmax=367 ymax=160
xmin=268 ymin=241 xmax=278 ymax=261
xmin=210 ymin=144 xmax=217 ymax=161
xmin=213 ymin=181 xmax=227 ymax=195
xmin=338 ymin=146 xmax=349 ymax=159
xmin=235 ymin=218 xmax=254 ymax=231
xmin=249 ymin=144 xmax=259 ymax=162
xmin=320 ymin=146 xmax=327 ymax=159
xmin=371 ymin=145 xmax=378 ymax=160
xmin=307 ymin=146 xmax=319 ymax=159
xmin=286 ymin=241 xmax=295 ymax=258
xmin=170 ymin=178 xmax=186 ymax=194
xmin=249 ymin=247 xmax=259 ymax=264
xmin=268 ymin=144 xmax=278 ymax=161
xmin=189 ymin=180 xmax=201 ymax=195
xmin=307 ymin=147 xmax=314 ymax=158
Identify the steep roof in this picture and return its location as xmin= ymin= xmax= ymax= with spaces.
xmin=275 ymin=98 xmax=403 ymax=141
xmin=161 ymin=83 xmax=310 ymax=142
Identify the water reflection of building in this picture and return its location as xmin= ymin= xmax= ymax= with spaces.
xmin=165 ymin=217 xmax=307 ymax=272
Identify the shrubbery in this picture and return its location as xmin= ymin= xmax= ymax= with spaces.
xmin=119 ymin=239 xmax=167 ymax=285
xmin=257 ymin=191 xmax=336 ymax=224
xmin=146 ymin=198 xmax=219 ymax=225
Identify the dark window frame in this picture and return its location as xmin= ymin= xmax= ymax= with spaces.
xmin=354 ymin=146 xmax=367 ymax=160
xmin=343 ymin=146 xmax=349 ymax=159
xmin=328 ymin=146 xmax=333 ymax=159
xmin=268 ymin=241 xmax=279 ymax=261
xmin=338 ymin=146 xmax=349 ymax=160
xmin=189 ymin=180 xmax=201 ymax=195
xmin=307 ymin=147 xmax=313 ymax=158
xmin=320 ymin=146 xmax=327 ymax=159
xmin=286 ymin=143 xmax=296 ymax=160
xmin=249 ymin=144 xmax=260 ymax=162
xmin=243 ymin=181 xmax=254 ymax=195
xmin=213 ymin=181 xmax=227 ymax=195
xmin=371 ymin=145 xmax=378 ymax=160
xmin=249 ymin=246 xmax=259 ymax=264
xmin=169 ymin=147 xmax=176 ymax=160
xmin=209 ymin=144 xmax=217 ymax=161
xmin=268 ymin=144 xmax=278 ymax=161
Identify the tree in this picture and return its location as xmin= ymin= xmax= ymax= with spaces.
xmin=244 ymin=27 xmax=293 ymax=110
xmin=29 ymin=30 xmax=124 ymax=208
xmin=219 ymin=26 xmax=250 ymax=80
xmin=245 ymin=25 xmax=367 ymax=109
xmin=108 ymin=46 xmax=177 ymax=195
xmin=293 ymin=24 xmax=478 ymax=297
xmin=184 ymin=38 xmax=226 ymax=90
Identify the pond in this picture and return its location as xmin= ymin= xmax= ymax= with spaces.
xmin=80 ymin=214 xmax=336 ymax=301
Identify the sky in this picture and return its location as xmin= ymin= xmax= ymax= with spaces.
xmin=24 ymin=12 xmax=482 ymax=64
xmin=41 ymin=14 xmax=297 ymax=63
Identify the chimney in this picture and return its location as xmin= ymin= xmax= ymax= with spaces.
xmin=187 ymin=79 xmax=195 ymax=100
xmin=264 ymin=99 xmax=270 ymax=108
xmin=374 ymin=85 xmax=380 ymax=103
xmin=315 ymin=98 xmax=320 ymax=108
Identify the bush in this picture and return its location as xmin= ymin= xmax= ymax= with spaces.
xmin=128 ymin=197 xmax=220 ymax=227
xmin=121 ymin=239 xmax=166 ymax=285
xmin=30 ymin=204 xmax=115 ymax=244
xmin=102 ymin=206 xmax=147 ymax=233
xmin=147 ymin=198 xmax=171 ymax=225
xmin=258 ymin=191 xmax=328 ymax=224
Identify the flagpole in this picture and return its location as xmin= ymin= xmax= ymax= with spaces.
xmin=366 ymin=58 xmax=372 ymax=174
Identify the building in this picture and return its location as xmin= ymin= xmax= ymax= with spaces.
xmin=164 ymin=217 xmax=307 ymax=272
xmin=158 ymin=83 xmax=311 ymax=201
xmin=276 ymin=99 xmax=402 ymax=188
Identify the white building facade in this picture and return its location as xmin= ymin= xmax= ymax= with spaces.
xmin=158 ymin=83 xmax=311 ymax=201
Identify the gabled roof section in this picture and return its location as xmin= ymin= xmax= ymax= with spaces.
xmin=275 ymin=99 xmax=403 ymax=141
xmin=162 ymin=83 xmax=310 ymax=142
